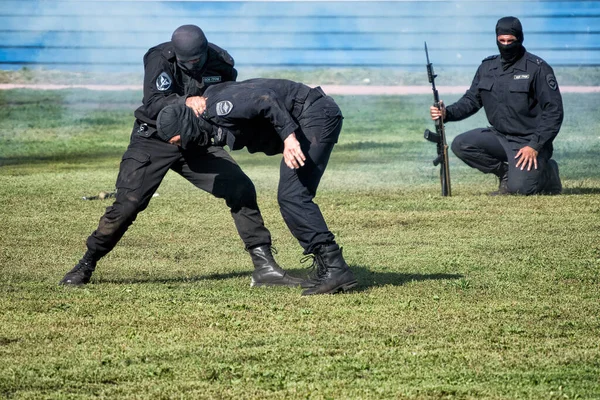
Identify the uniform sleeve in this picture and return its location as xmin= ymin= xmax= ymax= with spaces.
xmin=528 ymin=63 xmax=564 ymax=151
xmin=445 ymin=65 xmax=485 ymax=122
xmin=214 ymin=46 xmax=238 ymax=82
xmin=245 ymin=89 xmax=298 ymax=141
xmin=139 ymin=52 xmax=187 ymax=120
xmin=208 ymin=43 xmax=238 ymax=82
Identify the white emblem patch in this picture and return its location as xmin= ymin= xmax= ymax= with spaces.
xmin=546 ymin=74 xmax=558 ymax=91
xmin=156 ymin=72 xmax=172 ymax=91
xmin=216 ymin=100 xmax=233 ymax=116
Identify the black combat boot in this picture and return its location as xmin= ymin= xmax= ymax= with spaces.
xmin=249 ymin=245 xmax=304 ymax=287
xmin=59 ymin=250 xmax=97 ymax=286
xmin=542 ymin=159 xmax=562 ymax=195
xmin=302 ymin=244 xmax=358 ymax=296
xmin=489 ymin=162 xmax=509 ymax=196
xmin=299 ymin=254 xmax=324 ymax=289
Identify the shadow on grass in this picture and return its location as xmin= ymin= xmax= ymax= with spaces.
xmin=96 ymin=266 xmax=462 ymax=292
xmin=97 ymin=270 xmax=253 ymax=285
xmin=351 ymin=265 xmax=462 ymax=292
xmin=562 ymin=187 xmax=600 ymax=195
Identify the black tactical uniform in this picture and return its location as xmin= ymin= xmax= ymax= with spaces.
xmin=203 ymin=79 xmax=341 ymax=253
xmin=61 ymin=26 xmax=301 ymax=288
xmin=156 ymin=78 xmax=358 ymax=295
xmin=446 ymin=17 xmax=564 ymax=195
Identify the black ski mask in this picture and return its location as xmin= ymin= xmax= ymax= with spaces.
xmin=495 ymin=16 xmax=526 ymax=69
xmin=171 ymin=25 xmax=208 ymax=79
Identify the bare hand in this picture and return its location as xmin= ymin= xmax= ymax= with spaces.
xmin=430 ymin=100 xmax=446 ymax=120
xmin=185 ymin=96 xmax=207 ymax=117
xmin=283 ymin=133 xmax=306 ymax=169
xmin=169 ymin=135 xmax=182 ymax=146
xmin=515 ymin=146 xmax=538 ymax=171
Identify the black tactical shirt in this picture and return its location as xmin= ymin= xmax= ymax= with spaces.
xmin=201 ymin=79 xmax=314 ymax=155
xmin=134 ymin=41 xmax=237 ymax=131
xmin=445 ymin=52 xmax=564 ymax=151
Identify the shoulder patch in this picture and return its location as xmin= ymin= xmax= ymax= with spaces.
xmin=546 ymin=74 xmax=558 ymax=91
xmin=482 ymin=55 xmax=498 ymax=62
xmin=216 ymin=100 xmax=233 ymax=116
xmin=156 ymin=72 xmax=172 ymax=91
xmin=162 ymin=46 xmax=175 ymax=61
xmin=526 ymin=53 xmax=545 ymax=66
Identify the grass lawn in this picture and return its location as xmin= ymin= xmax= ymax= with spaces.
xmin=0 ymin=86 xmax=599 ymax=399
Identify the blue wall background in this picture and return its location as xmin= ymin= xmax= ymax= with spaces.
xmin=0 ymin=0 xmax=598 ymax=72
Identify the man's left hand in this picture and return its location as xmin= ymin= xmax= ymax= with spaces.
xmin=515 ymin=146 xmax=538 ymax=171
xmin=185 ymin=96 xmax=207 ymax=117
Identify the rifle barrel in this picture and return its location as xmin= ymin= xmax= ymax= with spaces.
xmin=423 ymin=42 xmax=451 ymax=196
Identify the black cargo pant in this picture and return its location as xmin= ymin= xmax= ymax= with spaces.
xmin=86 ymin=122 xmax=271 ymax=259
xmin=451 ymin=127 xmax=553 ymax=195
xmin=278 ymin=95 xmax=343 ymax=254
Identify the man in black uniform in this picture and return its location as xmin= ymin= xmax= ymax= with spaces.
xmin=430 ymin=16 xmax=564 ymax=195
xmin=155 ymin=78 xmax=358 ymax=295
xmin=60 ymin=25 xmax=302 ymax=288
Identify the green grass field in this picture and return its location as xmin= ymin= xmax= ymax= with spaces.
xmin=1 ymin=84 xmax=599 ymax=399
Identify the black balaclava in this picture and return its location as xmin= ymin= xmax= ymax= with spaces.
xmin=156 ymin=104 xmax=212 ymax=149
xmin=171 ymin=25 xmax=209 ymax=79
xmin=495 ymin=16 xmax=526 ymax=69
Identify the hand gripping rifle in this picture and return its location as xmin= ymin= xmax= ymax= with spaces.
xmin=423 ymin=42 xmax=451 ymax=196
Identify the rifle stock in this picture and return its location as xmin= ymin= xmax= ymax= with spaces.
xmin=423 ymin=42 xmax=451 ymax=196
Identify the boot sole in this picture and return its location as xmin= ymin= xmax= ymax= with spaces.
xmin=302 ymin=280 xmax=358 ymax=296
xmin=250 ymin=279 xmax=302 ymax=288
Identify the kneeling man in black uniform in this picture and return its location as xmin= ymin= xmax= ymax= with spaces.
xmin=430 ymin=16 xmax=564 ymax=195
xmin=156 ymin=79 xmax=358 ymax=295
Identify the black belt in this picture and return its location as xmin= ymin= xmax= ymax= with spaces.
xmin=302 ymin=86 xmax=326 ymax=112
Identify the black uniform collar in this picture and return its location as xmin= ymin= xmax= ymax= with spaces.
xmin=498 ymin=52 xmax=528 ymax=74
xmin=510 ymin=52 xmax=528 ymax=72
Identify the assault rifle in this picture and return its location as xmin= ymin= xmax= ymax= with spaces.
xmin=423 ymin=42 xmax=451 ymax=196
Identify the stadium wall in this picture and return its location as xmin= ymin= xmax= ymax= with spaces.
xmin=0 ymin=0 xmax=598 ymax=72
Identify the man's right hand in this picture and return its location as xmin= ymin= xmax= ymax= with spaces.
xmin=430 ymin=100 xmax=446 ymax=121
xmin=283 ymin=133 xmax=306 ymax=169
xmin=185 ymin=96 xmax=207 ymax=117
